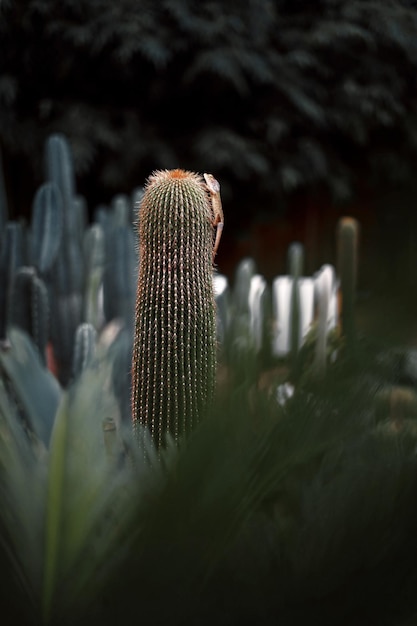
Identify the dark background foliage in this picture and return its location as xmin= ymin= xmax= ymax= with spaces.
xmin=2 ymin=0 xmax=417 ymax=281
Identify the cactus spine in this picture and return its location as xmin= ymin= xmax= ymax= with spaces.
xmin=131 ymin=169 xmax=217 ymax=447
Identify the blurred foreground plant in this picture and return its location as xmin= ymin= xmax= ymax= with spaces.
xmin=1 ymin=327 xmax=417 ymax=626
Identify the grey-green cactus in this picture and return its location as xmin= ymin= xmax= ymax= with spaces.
xmin=83 ymin=223 xmax=106 ymax=330
xmin=8 ymin=266 xmax=49 ymax=365
xmin=30 ymin=182 xmax=63 ymax=275
xmin=288 ymin=242 xmax=304 ymax=374
xmin=228 ymin=258 xmax=258 ymax=376
xmin=337 ymin=217 xmax=359 ymax=356
xmin=45 ymin=134 xmax=77 ymax=240
xmin=0 ymin=221 xmax=27 ymax=340
xmin=111 ymin=193 xmax=132 ymax=226
xmin=131 ymin=169 xmax=218 ymax=447
xmin=233 ymin=256 xmax=256 ymax=315
xmin=45 ymin=134 xmax=84 ymax=383
xmin=313 ymin=269 xmax=330 ymax=377
xmin=72 ymin=322 xmax=97 ymax=379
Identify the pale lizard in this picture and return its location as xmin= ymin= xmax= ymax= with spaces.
xmin=203 ymin=173 xmax=224 ymax=262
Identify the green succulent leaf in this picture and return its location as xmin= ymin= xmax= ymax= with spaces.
xmin=0 ymin=328 xmax=61 ymax=445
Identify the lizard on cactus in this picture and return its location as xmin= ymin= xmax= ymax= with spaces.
xmin=203 ymin=173 xmax=224 ymax=261
xmin=131 ymin=169 xmax=223 ymax=448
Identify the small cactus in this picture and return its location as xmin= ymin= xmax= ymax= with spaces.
xmin=45 ymin=134 xmax=76 ymax=237
xmin=72 ymin=322 xmax=97 ymax=379
xmin=111 ymin=193 xmax=132 ymax=226
xmin=313 ymin=266 xmax=332 ymax=377
xmin=229 ymin=257 xmax=257 ymax=361
xmin=8 ymin=266 xmax=49 ymax=365
xmin=337 ymin=217 xmax=359 ymax=356
xmin=45 ymin=134 xmax=84 ymax=383
xmin=30 ymin=182 xmax=64 ymax=275
xmin=131 ymin=169 xmax=218 ymax=447
xmin=0 ymin=221 xmax=27 ymax=340
xmin=288 ymin=242 xmax=304 ymax=375
xmin=233 ymin=257 xmax=256 ymax=315
xmin=83 ymin=223 xmax=106 ymax=330
xmin=103 ymin=225 xmax=137 ymax=327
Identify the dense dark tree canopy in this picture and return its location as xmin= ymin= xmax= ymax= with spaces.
xmin=2 ymin=0 xmax=417 ymax=223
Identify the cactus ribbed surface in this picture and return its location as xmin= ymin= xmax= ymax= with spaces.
xmin=45 ymin=134 xmax=84 ymax=384
xmin=132 ymin=169 xmax=217 ymax=447
xmin=31 ymin=182 xmax=63 ymax=275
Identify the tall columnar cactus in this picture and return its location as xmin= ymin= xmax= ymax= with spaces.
xmin=45 ymin=134 xmax=84 ymax=383
xmin=8 ymin=266 xmax=49 ymax=365
xmin=72 ymin=322 xmax=97 ymax=379
xmin=103 ymin=225 xmax=137 ymax=328
xmin=131 ymin=169 xmax=219 ymax=447
xmin=288 ymin=242 xmax=304 ymax=374
xmin=337 ymin=217 xmax=359 ymax=356
xmin=313 ymin=266 xmax=332 ymax=377
xmin=0 ymin=221 xmax=26 ymax=341
xmin=228 ymin=257 xmax=257 ymax=376
xmin=83 ymin=223 xmax=106 ymax=330
xmin=30 ymin=182 xmax=64 ymax=275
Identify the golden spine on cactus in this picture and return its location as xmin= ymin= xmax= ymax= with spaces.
xmin=131 ymin=169 xmax=223 ymax=447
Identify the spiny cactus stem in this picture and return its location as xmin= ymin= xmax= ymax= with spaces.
xmin=337 ymin=217 xmax=359 ymax=356
xmin=132 ymin=169 xmax=218 ymax=448
xmin=288 ymin=242 xmax=304 ymax=377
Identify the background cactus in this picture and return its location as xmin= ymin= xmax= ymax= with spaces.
xmin=313 ymin=265 xmax=333 ymax=377
xmin=83 ymin=223 xmax=106 ymax=330
xmin=337 ymin=217 xmax=359 ymax=357
xmin=288 ymin=242 xmax=304 ymax=376
xmin=46 ymin=134 xmax=84 ymax=385
xmin=230 ymin=257 xmax=256 ymax=348
xmin=0 ymin=221 xmax=27 ymax=341
xmin=131 ymin=169 xmax=217 ymax=447
xmin=30 ymin=182 xmax=64 ymax=276
xmin=72 ymin=322 xmax=97 ymax=380
xmin=8 ymin=266 xmax=49 ymax=365
xmin=103 ymin=224 xmax=137 ymax=328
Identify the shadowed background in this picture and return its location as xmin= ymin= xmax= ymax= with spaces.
xmin=2 ymin=0 xmax=417 ymax=290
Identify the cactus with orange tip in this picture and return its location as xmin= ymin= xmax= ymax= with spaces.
xmin=131 ymin=169 xmax=218 ymax=447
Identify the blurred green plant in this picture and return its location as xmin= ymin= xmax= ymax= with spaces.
xmin=1 ymin=331 xmax=417 ymax=626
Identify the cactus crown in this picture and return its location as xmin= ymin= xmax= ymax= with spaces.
xmin=132 ymin=169 xmax=217 ymax=448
